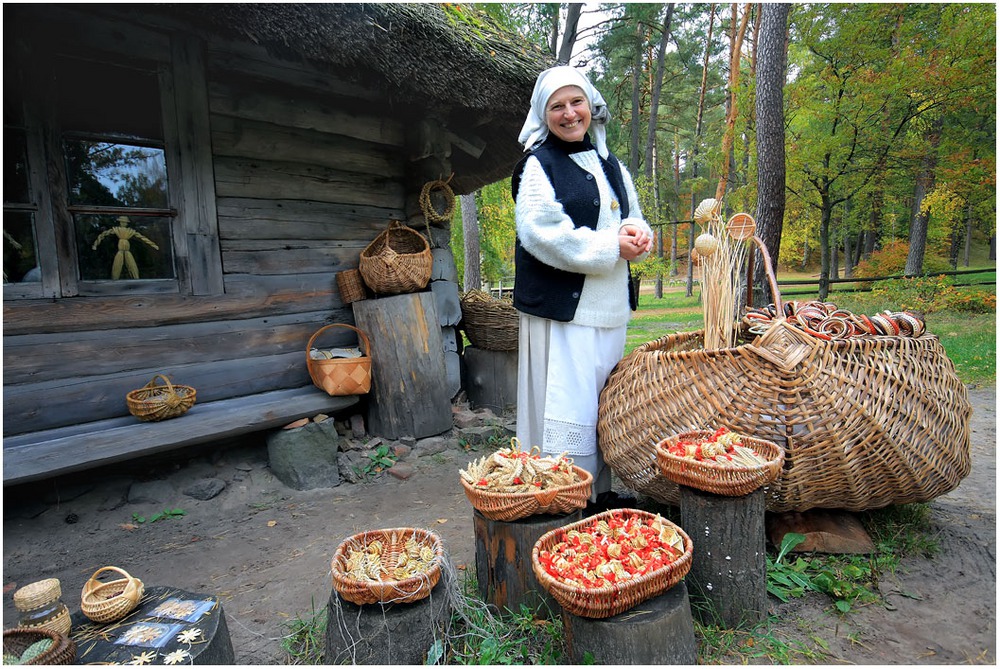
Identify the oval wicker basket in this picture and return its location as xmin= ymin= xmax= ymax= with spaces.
xmin=126 ymin=374 xmax=196 ymax=422
xmin=461 ymin=465 xmax=593 ymax=522
xmin=331 ymin=527 xmax=444 ymax=606
xmin=359 ymin=220 xmax=432 ymax=296
xmin=3 ymin=627 xmax=76 ymax=665
xmin=598 ymin=320 xmax=972 ymax=512
xmin=531 ymin=509 xmax=693 ymax=619
xmin=80 ymin=566 xmax=144 ymax=624
xmin=655 ymin=431 xmax=785 ymax=497
xmin=306 ymin=323 xmax=372 ymax=396
xmin=460 ymin=290 xmax=519 ymax=352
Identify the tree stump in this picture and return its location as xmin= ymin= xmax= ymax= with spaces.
xmin=562 ymin=581 xmax=697 ymax=664
xmin=473 ymin=509 xmax=582 ymax=615
xmin=325 ymin=576 xmax=453 ymax=665
xmin=353 ymin=292 xmax=452 ymax=439
xmin=679 ymin=485 xmax=767 ymax=628
xmin=463 ymin=346 xmax=517 ymax=414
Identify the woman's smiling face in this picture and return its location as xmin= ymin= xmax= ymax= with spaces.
xmin=545 ymin=85 xmax=591 ymax=143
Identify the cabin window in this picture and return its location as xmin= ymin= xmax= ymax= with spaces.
xmin=3 ymin=129 xmax=39 ymax=284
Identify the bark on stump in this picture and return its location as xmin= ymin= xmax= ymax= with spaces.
xmin=473 ymin=509 xmax=582 ymax=615
xmin=325 ymin=576 xmax=453 ymax=665
xmin=679 ymin=485 xmax=767 ymax=627
xmin=562 ymin=581 xmax=697 ymax=664
xmin=352 ymin=292 xmax=452 ymax=439
xmin=463 ymin=346 xmax=517 ymax=414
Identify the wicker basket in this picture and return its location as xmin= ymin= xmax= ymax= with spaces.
xmin=306 ymin=323 xmax=372 ymax=396
xmin=3 ymin=628 xmax=76 ymax=665
xmin=331 ymin=527 xmax=444 ymax=605
xmin=12 ymin=579 xmax=71 ymax=636
xmin=531 ymin=509 xmax=693 ymax=619
xmin=461 ymin=466 xmax=593 ymax=521
xmin=598 ymin=319 xmax=972 ymax=512
xmin=460 ymin=290 xmax=519 ymax=351
xmin=126 ymin=374 xmax=196 ymax=422
xmin=655 ymin=431 xmax=785 ymax=497
xmin=358 ymin=220 xmax=432 ymax=296
xmin=337 ymin=269 xmax=367 ymax=304
xmin=80 ymin=566 xmax=144 ymax=623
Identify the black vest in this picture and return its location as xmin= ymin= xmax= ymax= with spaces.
xmin=511 ymin=135 xmax=636 ymax=322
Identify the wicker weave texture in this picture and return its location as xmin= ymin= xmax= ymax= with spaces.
xmin=460 ymin=290 xmax=519 ymax=351
xmin=359 ymin=220 xmax=432 ymax=296
xmin=656 ymin=431 xmax=785 ymax=497
xmin=336 ymin=269 xmax=367 ymax=304
xmin=460 ymin=466 xmax=592 ymax=521
xmin=598 ymin=320 xmax=972 ymax=512
xmin=331 ymin=527 xmax=444 ymax=606
xmin=126 ymin=375 xmax=196 ymax=422
xmin=531 ymin=509 xmax=693 ymax=619
xmin=3 ymin=628 xmax=76 ymax=665
xmin=80 ymin=566 xmax=144 ymax=624
xmin=306 ymin=323 xmax=372 ymax=396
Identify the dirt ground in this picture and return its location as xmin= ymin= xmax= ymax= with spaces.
xmin=2 ymin=387 xmax=995 ymax=665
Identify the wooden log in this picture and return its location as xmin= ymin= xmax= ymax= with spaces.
xmin=352 ymin=292 xmax=452 ymax=439
xmin=679 ymin=485 xmax=767 ymax=628
xmin=463 ymin=346 xmax=517 ymax=414
xmin=325 ymin=577 xmax=452 ymax=665
xmin=473 ymin=509 xmax=582 ymax=615
xmin=562 ymin=581 xmax=698 ymax=665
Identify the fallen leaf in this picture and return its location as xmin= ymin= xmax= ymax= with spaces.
xmin=3 ymin=583 xmax=17 ymax=594
xmin=282 ymin=418 xmax=309 ymax=430
xmin=120 ymin=523 xmax=139 ymax=531
xmin=267 ymin=520 xmax=278 ymax=527
xmin=436 ymin=518 xmax=448 ymax=524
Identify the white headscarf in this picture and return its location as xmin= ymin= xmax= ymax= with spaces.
xmin=518 ymin=65 xmax=610 ymax=158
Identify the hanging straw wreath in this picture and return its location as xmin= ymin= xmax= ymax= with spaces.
xmin=419 ymin=175 xmax=456 ymax=223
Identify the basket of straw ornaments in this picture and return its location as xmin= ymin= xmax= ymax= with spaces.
xmin=598 ymin=200 xmax=971 ymax=513
xmin=655 ymin=427 xmax=784 ymax=497
xmin=460 ymin=439 xmax=592 ymax=521
xmin=331 ymin=527 xmax=444 ymax=605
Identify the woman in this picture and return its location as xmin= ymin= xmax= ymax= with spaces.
xmin=512 ymin=65 xmax=653 ymax=512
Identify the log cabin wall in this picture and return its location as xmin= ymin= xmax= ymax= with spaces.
xmin=3 ymin=6 xmax=454 ymax=438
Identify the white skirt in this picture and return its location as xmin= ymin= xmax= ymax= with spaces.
xmin=515 ymin=313 xmax=627 ymax=501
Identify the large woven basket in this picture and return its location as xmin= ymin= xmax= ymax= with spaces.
xmin=359 ymin=220 xmax=432 ymax=296
xmin=598 ymin=320 xmax=972 ymax=512
xmin=126 ymin=374 xmax=196 ymax=422
xmin=461 ymin=466 xmax=593 ymax=521
xmin=331 ymin=527 xmax=444 ymax=605
xmin=80 ymin=566 xmax=144 ymax=624
xmin=306 ymin=323 xmax=372 ymax=396
xmin=3 ymin=628 xmax=76 ymax=665
xmin=655 ymin=431 xmax=785 ymax=497
xmin=531 ymin=509 xmax=693 ymax=619
xmin=460 ymin=290 xmax=519 ymax=351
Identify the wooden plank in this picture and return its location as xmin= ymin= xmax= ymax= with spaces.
xmin=217 ymin=198 xmax=402 ymax=241
xmin=3 ymin=387 xmax=360 ymax=485
xmin=220 ymin=241 xmax=367 ymax=275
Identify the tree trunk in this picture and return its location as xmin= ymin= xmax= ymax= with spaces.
xmin=461 ymin=192 xmax=481 ymax=292
xmin=556 ymin=3 xmax=582 ymax=64
xmin=799 ymin=238 xmax=810 ymax=271
xmin=714 ymin=3 xmax=752 ymax=203
xmin=963 ymin=203 xmax=973 ymax=267
xmin=671 ymin=131 xmax=680 ymax=277
xmin=644 ymin=4 xmax=674 ymax=178
xmin=819 ymin=193 xmax=833 ymax=300
xmin=905 ymin=117 xmax=943 ymax=276
xmin=687 ymin=4 xmax=715 ymax=298
xmin=629 ymin=21 xmax=644 ymax=175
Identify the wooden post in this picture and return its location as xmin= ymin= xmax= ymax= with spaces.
xmin=473 ymin=510 xmax=582 ymax=615
xmin=462 ymin=346 xmax=517 ymax=414
xmin=679 ymin=485 xmax=767 ymax=627
xmin=562 ymin=582 xmax=698 ymax=664
xmin=352 ymin=292 xmax=452 ymax=439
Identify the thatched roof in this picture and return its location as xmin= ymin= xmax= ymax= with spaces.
xmin=155 ymin=3 xmax=554 ymax=193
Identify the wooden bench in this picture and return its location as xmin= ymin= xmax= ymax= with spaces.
xmin=3 ymin=386 xmax=359 ymax=486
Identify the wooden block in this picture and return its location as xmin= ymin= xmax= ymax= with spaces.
xmin=563 ymin=581 xmax=697 ymax=664
xmin=463 ymin=346 xmax=517 ymax=414
xmin=766 ymin=510 xmax=876 ymax=554
xmin=473 ymin=509 xmax=581 ymax=615
xmin=679 ymin=485 xmax=767 ymax=628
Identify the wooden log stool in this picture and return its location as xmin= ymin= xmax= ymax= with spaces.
xmin=679 ymin=485 xmax=768 ymax=628
xmin=462 ymin=346 xmax=517 ymax=414
xmin=562 ymin=581 xmax=698 ymax=664
xmin=70 ymin=586 xmax=235 ymax=665
xmin=473 ymin=509 xmax=582 ymax=615
xmin=325 ymin=575 xmax=453 ymax=665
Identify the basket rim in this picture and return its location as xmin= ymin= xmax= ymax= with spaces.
xmin=655 ymin=431 xmax=785 ymax=474
xmin=459 ymin=464 xmax=593 ymax=500
xmin=330 ymin=527 xmax=444 ymax=589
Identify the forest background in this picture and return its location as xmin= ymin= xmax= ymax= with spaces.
xmin=447 ymin=3 xmax=996 ymax=304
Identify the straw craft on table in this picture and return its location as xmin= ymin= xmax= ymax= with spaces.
xmin=13 ymin=579 xmax=71 ymax=637
xmin=331 ymin=527 xmax=444 ymax=605
xmin=655 ymin=430 xmax=785 ymax=497
xmin=80 ymin=566 xmax=144 ymax=624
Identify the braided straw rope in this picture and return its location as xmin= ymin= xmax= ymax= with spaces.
xmin=598 ymin=320 xmax=972 ymax=512
xmin=419 ymin=175 xmax=456 ymax=223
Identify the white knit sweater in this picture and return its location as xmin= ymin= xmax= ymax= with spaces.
xmin=514 ymin=149 xmax=651 ymax=328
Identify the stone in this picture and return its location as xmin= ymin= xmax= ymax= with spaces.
xmin=431 ymin=280 xmax=462 ymax=326
xmin=452 ymin=408 xmax=481 ymax=429
xmin=266 ymin=420 xmax=341 ymax=490
xmin=183 ymin=478 xmax=227 ymax=501
xmin=392 ymin=444 xmax=412 ymax=460
xmin=766 ymin=510 xmax=876 ymax=554
xmin=283 ymin=417 xmax=309 ymax=430
xmin=127 ymin=480 xmax=178 ymax=505
xmin=388 ymin=463 xmax=415 ymax=480
xmin=412 ymin=436 xmax=450 ymax=457
xmin=456 ymin=425 xmax=504 ymax=447
xmin=338 ymin=451 xmax=369 ymax=484
xmin=42 ymin=482 xmax=95 ymax=504
xmin=349 ymin=413 xmax=366 ymax=439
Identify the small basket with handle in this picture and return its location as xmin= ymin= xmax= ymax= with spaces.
xmin=126 ymin=374 xmax=196 ymax=422
xmin=358 ymin=220 xmax=433 ymax=295
xmin=306 ymin=323 xmax=372 ymax=396
xmin=80 ymin=566 xmax=144 ymax=624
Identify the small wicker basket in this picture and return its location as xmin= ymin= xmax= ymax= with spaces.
xmin=3 ymin=628 xmax=76 ymax=665
xmin=461 ymin=466 xmax=593 ymax=522
xmin=331 ymin=528 xmax=444 ymax=605
xmin=126 ymin=374 xmax=196 ymax=422
xmin=80 ymin=566 xmax=144 ymax=624
xmin=531 ymin=509 xmax=693 ymax=619
xmin=306 ymin=323 xmax=372 ymax=396
xmin=337 ymin=269 xmax=367 ymax=304
xmin=460 ymin=290 xmax=519 ymax=352
xmin=655 ymin=431 xmax=785 ymax=497
xmin=358 ymin=220 xmax=432 ymax=296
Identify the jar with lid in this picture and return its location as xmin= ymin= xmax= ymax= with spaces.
xmin=13 ymin=578 xmax=71 ymax=636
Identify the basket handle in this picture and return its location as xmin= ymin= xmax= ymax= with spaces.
xmin=145 ymin=374 xmax=176 ymax=394
xmin=306 ymin=323 xmax=371 ymax=366
xmin=85 ymin=566 xmax=134 ymax=587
